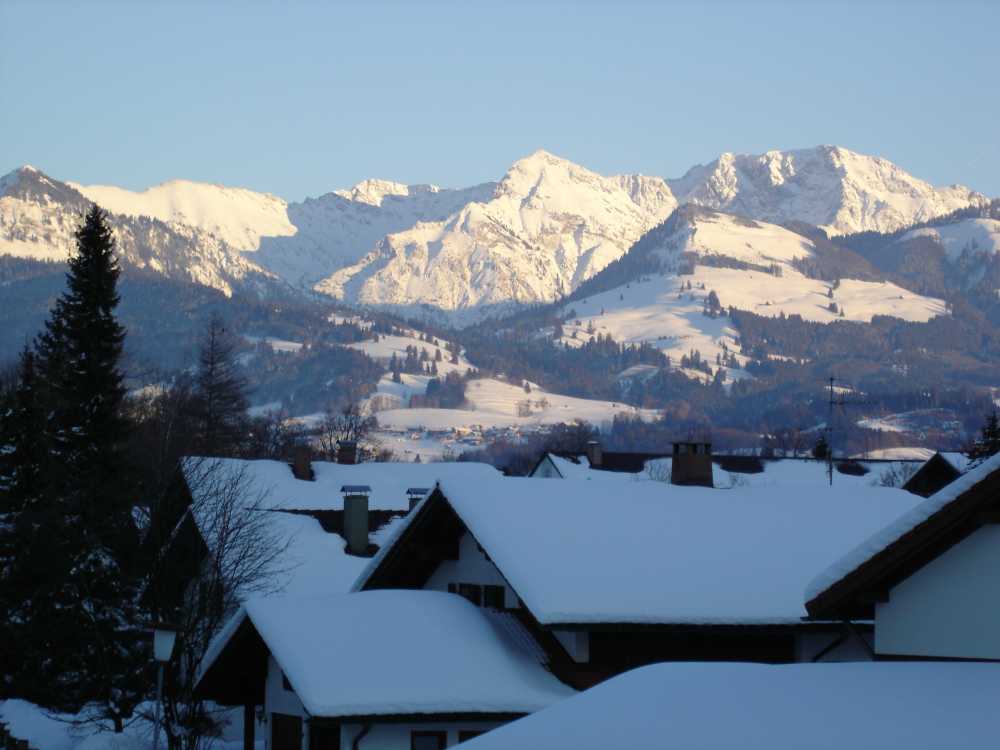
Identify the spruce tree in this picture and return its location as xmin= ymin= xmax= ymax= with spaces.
xmin=28 ymin=206 xmax=145 ymax=727
xmin=966 ymin=409 xmax=1000 ymax=467
xmin=193 ymin=312 xmax=249 ymax=457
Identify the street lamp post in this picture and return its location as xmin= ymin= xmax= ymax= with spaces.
xmin=152 ymin=624 xmax=178 ymax=750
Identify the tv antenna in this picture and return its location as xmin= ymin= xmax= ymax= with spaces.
xmin=825 ymin=376 xmax=875 ymax=486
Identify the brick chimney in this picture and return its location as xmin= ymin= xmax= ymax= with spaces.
xmin=337 ymin=440 xmax=358 ymax=465
xmin=291 ymin=445 xmax=313 ymax=481
xmin=671 ymin=442 xmax=714 ymax=487
xmin=585 ymin=440 xmax=603 ymax=468
xmin=341 ymin=485 xmax=371 ymax=555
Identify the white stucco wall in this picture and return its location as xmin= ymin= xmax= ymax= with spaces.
xmin=875 ymin=525 xmax=1000 ymax=659
xmin=425 ymin=532 xmax=519 ymax=609
xmin=341 ymin=720 xmax=503 ymax=749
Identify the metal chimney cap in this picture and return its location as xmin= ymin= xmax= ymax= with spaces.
xmin=406 ymin=487 xmax=431 ymax=496
xmin=340 ymin=484 xmax=372 ymax=494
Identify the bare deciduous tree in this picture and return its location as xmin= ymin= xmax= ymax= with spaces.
xmin=149 ymin=458 xmax=294 ymax=750
xmin=316 ymin=404 xmax=377 ymax=461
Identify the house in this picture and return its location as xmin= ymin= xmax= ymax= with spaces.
xmin=530 ymin=442 xmax=923 ymax=489
xmin=195 ymin=590 xmax=574 ymax=750
xmin=151 ymin=455 xmax=503 ymax=602
xmin=901 ymin=450 xmax=971 ymax=497
xmin=354 ymin=476 xmax=921 ymax=688
xmin=806 ymin=451 xmax=1000 ymax=660
xmin=456 ymin=660 xmax=1000 ymax=750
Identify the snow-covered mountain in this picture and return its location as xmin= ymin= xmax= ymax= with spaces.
xmin=69 ymin=173 xmax=496 ymax=290
xmin=0 ymin=166 xmax=276 ymax=295
xmin=899 ymin=218 xmax=1000 ymax=260
xmin=558 ymin=208 xmax=946 ymax=381
xmin=1 ymin=146 xmax=989 ymax=319
xmin=316 ymin=151 xmax=677 ymax=317
xmin=668 ymin=146 xmax=987 ymax=236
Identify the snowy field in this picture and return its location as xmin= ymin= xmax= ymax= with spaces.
xmin=374 ymin=377 xmax=657 ymax=432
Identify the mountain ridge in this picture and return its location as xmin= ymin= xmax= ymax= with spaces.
xmin=1 ymin=146 xmax=990 ymax=320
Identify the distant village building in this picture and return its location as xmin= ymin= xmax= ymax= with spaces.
xmin=530 ymin=440 xmax=922 ymax=489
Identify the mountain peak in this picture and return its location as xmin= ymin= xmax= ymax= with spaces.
xmin=507 ymin=149 xmax=577 ymax=173
xmin=334 ymin=178 xmax=442 ymax=207
xmin=668 ymin=145 xmax=986 ymax=235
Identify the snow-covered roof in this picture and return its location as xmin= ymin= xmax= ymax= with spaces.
xmin=939 ymin=451 xmax=973 ymax=473
xmin=360 ymin=477 xmax=921 ymax=625
xmin=204 ymin=590 xmax=574 ymax=718
xmin=458 ymin=661 xmax=1000 ymax=750
xmin=805 ymin=451 xmax=1000 ymax=605
xmin=180 ymin=457 xmax=412 ymax=597
xmin=182 ymin=456 xmax=501 ymax=512
xmin=540 ymin=452 xmax=922 ymax=489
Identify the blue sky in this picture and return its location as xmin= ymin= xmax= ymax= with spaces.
xmin=2 ymin=0 xmax=997 ymax=201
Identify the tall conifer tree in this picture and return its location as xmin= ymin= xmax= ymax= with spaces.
xmin=26 ymin=206 xmax=144 ymax=726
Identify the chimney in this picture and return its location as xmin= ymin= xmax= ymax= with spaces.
xmin=406 ymin=487 xmax=430 ymax=511
xmin=337 ymin=440 xmax=358 ymax=465
xmin=341 ymin=485 xmax=371 ymax=555
xmin=291 ymin=445 xmax=313 ymax=481
xmin=585 ymin=440 xmax=603 ymax=468
xmin=670 ymin=442 xmax=714 ymax=488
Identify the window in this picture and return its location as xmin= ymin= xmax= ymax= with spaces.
xmin=457 ymin=583 xmax=482 ymax=606
xmin=411 ymin=730 xmax=447 ymax=750
xmin=271 ymin=714 xmax=303 ymax=750
xmin=309 ymin=724 xmax=341 ymax=750
xmin=458 ymin=730 xmax=485 ymax=743
xmin=483 ymin=585 xmax=505 ymax=610
xmin=281 ymin=671 xmax=293 ymax=692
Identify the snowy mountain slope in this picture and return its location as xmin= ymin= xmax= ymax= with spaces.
xmin=72 ymin=173 xmax=496 ymax=289
xmin=0 ymin=166 xmax=276 ymax=295
xmin=559 ymin=210 xmax=946 ymax=380
xmin=669 ymin=146 xmax=987 ymax=236
xmin=315 ymin=150 xmax=677 ymax=317
xmin=69 ymin=178 xmax=296 ymax=251
xmin=255 ymin=180 xmax=495 ymax=288
xmin=345 ymin=326 xmax=476 ymax=411
xmin=899 ymin=218 xmax=1000 ymax=260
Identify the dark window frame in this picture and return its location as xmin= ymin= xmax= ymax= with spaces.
xmin=411 ymin=730 xmax=447 ymax=750
xmin=483 ymin=585 xmax=505 ymax=610
xmin=457 ymin=583 xmax=483 ymax=606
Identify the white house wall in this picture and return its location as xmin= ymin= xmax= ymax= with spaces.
xmin=875 ymin=525 xmax=1000 ymax=660
xmin=340 ymin=720 xmax=504 ymax=749
xmin=425 ymin=532 xmax=520 ymax=609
